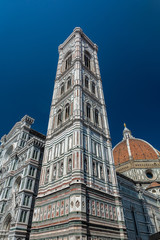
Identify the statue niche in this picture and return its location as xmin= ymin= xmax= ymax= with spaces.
xmin=12 ymin=176 xmax=21 ymax=222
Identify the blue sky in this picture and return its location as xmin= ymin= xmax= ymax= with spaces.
xmin=0 ymin=0 xmax=160 ymax=149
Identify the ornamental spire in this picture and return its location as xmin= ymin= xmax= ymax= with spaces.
xmin=123 ymin=123 xmax=133 ymax=140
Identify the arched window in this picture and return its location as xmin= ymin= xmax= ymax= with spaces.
xmin=95 ymin=109 xmax=99 ymax=124
xmin=85 ymin=76 xmax=89 ymax=88
xmin=86 ymin=103 xmax=91 ymax=119
xmin=65 ymin=54 xmax=72 ymax=70
xmin=92 ymin=82 xmax=95 ymax=94
xmin=65 ymin=104 xmax=70 ymax=119
xmin=67 ymin=77 xmax=71 ymax=89
xmin=57 ymin=109 xmax=62 ymax=125
xmin=61 ymin=83 xmax=64 ymax=95
xmin=15 ymin=176 xmax=21 ymax=193
xmin=3 ymin=213 xmax=12 ymax=231
xmin=84 ymin=51 xmax=91 ymax=70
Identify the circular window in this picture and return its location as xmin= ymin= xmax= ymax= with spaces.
xmin=146 ymin=170 xmax=153 ymax=179
xmin=152 ymin=189 xmax=156 ymax=193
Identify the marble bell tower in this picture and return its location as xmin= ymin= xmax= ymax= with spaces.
xmin=30 ymin=27 xmax=127 ymax=240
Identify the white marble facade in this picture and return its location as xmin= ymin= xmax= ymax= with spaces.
xmin=0 ymin=115 xmax=45 ymax=240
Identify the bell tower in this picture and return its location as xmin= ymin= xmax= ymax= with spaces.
xmin=31 ymin=28 xmax=126 ymax=240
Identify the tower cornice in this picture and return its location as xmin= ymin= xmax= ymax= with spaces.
xmin=58 ymin=27 xmax=98 ymax=53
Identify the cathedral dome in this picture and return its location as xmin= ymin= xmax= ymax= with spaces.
xmin=113 ymin=124 xmax=159 ymax=166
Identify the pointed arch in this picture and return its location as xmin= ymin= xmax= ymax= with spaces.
xmin=65 ymin=103 xmax=70 ymax=119
xmin=14 ymin=175 xmax=22 ymax=193
xmin=3 ymin=213 xmax=12 ymax=231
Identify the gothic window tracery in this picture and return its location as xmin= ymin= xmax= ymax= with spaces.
xmin=92 ymin=82 xmax=95 ymax=94
xmin=23 ymin=195 xmax=30 ymax=206
xmin=14 ymin=176 xmax=21 ymax=193
xmin=65 ymin=103 xmax=70 ymax=119
xmin=19 ymin=210 xmax=27 ymax=223
xmin=26 ymin=179 xmax=33 ymax=190
xmin=84 ymin=51 xmax=91 ymax=70
xmin=95 ymin=109 xmax=99 ymax=124
xmin=86 ymin=103 xmax=91 ymax=119
xmin=29 ymin=166 xmax=35 ymax=177
xmin=85 ymin=76 xmax=89 ymax=88
xmin=61 ymin=83 xmax=64 ymax=95
xmin=67 ymin=77 xmax=71 ymax=89
xmin=3 ymin=214 xmax=12 ymax=230
xmin=57 ymin=109 xmax=62 ymax=125
xmin=32 ymin=149 xmax=38 ymax=159
xmin=65 ymin=53 xmax=72 ymax=70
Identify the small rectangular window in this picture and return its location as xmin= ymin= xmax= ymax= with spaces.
xmin=22 ymin=132 xmax=27 ymax=140
xmin=84 ymin=55 xmax=90 ymax=69
xmin=19 ymin=210 xmax=27 ymax=223
xmin=32 ymin=149 xmax=38 ymax=159
xmin=20 ymin=140 xmax=25 ymax=147
xmin=65 ymin=55 xmax=72 ymax=70
xmin=26 ymin=179 xmax=33 ymax=190
xmin=23 ymin=195 xmax=30 ymax=206
xmin=29 ymin=166 xmax=35 ymax=177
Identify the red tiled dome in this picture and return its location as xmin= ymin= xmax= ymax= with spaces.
xmin=146 ymin=182 xmax=160 ymax=190
xmin=113 ymin=138 xmax=159 ymax=166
